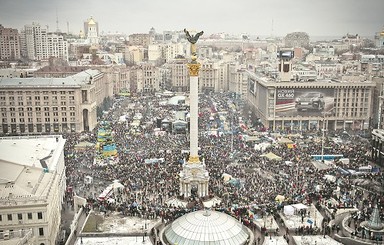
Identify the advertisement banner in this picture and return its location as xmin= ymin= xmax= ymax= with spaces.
xmin=275 ymin=88 xmax=334 ymax=117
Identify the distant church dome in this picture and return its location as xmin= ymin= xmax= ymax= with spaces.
xmin=88 ymin=17 xmax=96 ymax=25
xmin=164 ymin=210 xmax=250 ymax=245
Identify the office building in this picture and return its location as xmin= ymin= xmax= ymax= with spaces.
xmin=0 ymin=69 xmax=112 ymax=135
xmin=247 ymin=72 xmax=375 ymax=131
xmin=0 ymin=135 xmax=66 ymax=245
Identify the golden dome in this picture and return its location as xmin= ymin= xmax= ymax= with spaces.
xmin=88 ymin=17 xmax=96 ymax=25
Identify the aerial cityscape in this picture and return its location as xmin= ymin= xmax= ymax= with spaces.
xmin=0 ymin=1 xmax=384 ymax=245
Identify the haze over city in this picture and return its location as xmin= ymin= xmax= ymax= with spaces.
xmin=1 ymin=0 xmax=383 ymax=37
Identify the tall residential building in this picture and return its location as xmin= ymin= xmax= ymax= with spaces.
xmin=47 ymin=33 xmax=68 ymax=61
xmin=0 ymin=135 xmax=66 ymax=245
xmin=0 ymin=69 xmax=112 ymax=135
xmin=199 ymin=60 xmax=219 ymax=93
xmin=129 ymin=64 xmax=159 ymax=93
xmin=169 ymin=58 xmax=189 ymax=92
xmin=20 ymin=22 xmax=68 ymax=61
xmin=0 ymin=25 xmax=21 ymax=60
xmin=229 ymin=67 xmax=248 ymax=99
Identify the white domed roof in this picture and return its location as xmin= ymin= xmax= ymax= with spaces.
xmin=164 ymin=210 xmax=249 ymax=245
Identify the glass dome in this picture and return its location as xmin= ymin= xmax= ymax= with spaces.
xmin=164 ymin=210 xmax=249 ymax=245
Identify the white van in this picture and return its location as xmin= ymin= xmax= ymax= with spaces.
xmin=3 ymin=230 xmax=9 ymax=240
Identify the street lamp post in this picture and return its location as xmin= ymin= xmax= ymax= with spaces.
xmin=321 ymin=108 xmax=334 ymax=163
xmin=321 ymin=116 xmax=326 ymax=163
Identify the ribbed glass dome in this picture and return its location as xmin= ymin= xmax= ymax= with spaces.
xmin=164 ymin=210 xmax=249 ymax=245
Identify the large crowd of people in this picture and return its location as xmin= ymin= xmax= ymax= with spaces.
xmin=63 ymin=92 xmax=383 ymax=242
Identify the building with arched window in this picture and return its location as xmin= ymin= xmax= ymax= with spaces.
xmin=0 ymin=69 xmax=112 ymax=135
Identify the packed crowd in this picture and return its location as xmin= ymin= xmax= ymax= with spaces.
xmin=63 ymin=92 xmax=383 ymax=239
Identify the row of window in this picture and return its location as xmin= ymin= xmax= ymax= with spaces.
xmin=2 ymin=101 xmax=75 ymax=106
xmin=1 ymin=123 xmax=77 ymax=134
xmin=0 ymin=91 xmax=73 ymax=95
xmin=1 ymin=107 xmax=76 ymax=112
xmin=2 ymin=117 xmax=76 ymax=123
xmin=0 ymin=212 xmax=43 ymax=222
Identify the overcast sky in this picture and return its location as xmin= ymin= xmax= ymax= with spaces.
xmin=0 ymin=0 xmax=383 ymax=37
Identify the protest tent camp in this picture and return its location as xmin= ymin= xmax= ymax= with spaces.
xmin=284 ymin=205 xmax=295 ymax=216
xmin=74 ymin=141 xmax=95 ymax=151
xmin=222 ymin=173 xmax=233 ymax=183
xmin=278 ymin=137 xmax=294 ymax=144
xmin=275 ymin=195 xmax=285 ymax=203
xmin=291 ymin=203 xmax=308 ymax=211
xmin=261 ymin=152 xmax=282 ymax=161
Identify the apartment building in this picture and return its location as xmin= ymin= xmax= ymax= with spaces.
xmin=0 ymin=25 xmax=20 ymax=60
xmin=0 ymin=135 xmax=66 ymax=245
xmin=20 ymin=22 xmax=68 ymax=61
xmin=229 ymin=67 xmax=248 ymax=100
xmin=0 ymin=69 xmax=112 ymax=135
xmin=129 ymin=64 xmax=159 ymax=93
xmin=128 ymin=34 xmax=150 ymax=47
xmin=168 ymin=58 xmax=189 ymax=92
xmin=199 ymin=61 xmax=219 ymax=93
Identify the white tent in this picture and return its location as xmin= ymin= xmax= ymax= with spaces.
xmin=291 ymin=203 xmax=308 ymax=211
xmin=323 ymin=174 xmax=336 ymax=183
xmin=275 ymin=195 xmax=285 ymax=203
xmin=222 ymin=173 xmax=233 ymax=183
xmin=284 ymin=205 xmax=295 ymax=216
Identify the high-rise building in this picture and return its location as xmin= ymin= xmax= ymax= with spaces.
xmin=20 ymin=22 xmax=68 ymax=61
xmin=0 ymin=135 xmax=66 ymax=245
xmin=169 ymin=57 xmax=189 ymax=92
xmin=0 ymin=25 xmax=21 ymax=60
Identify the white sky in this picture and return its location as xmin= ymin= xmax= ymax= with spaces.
xmin=0 ymin=0 xmax=383 ymax=37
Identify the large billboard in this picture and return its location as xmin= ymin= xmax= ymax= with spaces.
xmin=275 ymin=88 xmax=334 ymax=117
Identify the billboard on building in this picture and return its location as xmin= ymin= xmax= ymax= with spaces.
xmin=275 ymin=88 xmax=334 ymax=117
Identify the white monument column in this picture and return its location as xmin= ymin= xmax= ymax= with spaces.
xmin=188 ymin=67 xmax=200 ymax=163
xmin=178 ymin=29 xmax=209 ymax=199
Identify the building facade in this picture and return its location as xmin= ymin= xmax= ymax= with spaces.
xmin=169 ymin=58 xmax=189 ymax=92
xmin=20 ymin=22 xmax=68 ymax=61
xmin=371 ymin=129 xmax=384 ymax=167
xmin=247 ymin=72 xmax=375 ymax=131
xmin=0 ymin=135 xmax=66 ymax=245
xmin=0 ymin=25 xmax=21 ymax=61
xmin=0 ymin=69 xmax=112 ymax=135
xmin=128 ymin=34 xmax=150 ymax=47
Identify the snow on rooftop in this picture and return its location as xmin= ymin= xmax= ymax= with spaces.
xmin=74 ymin=236 xmax=152 ymax=245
